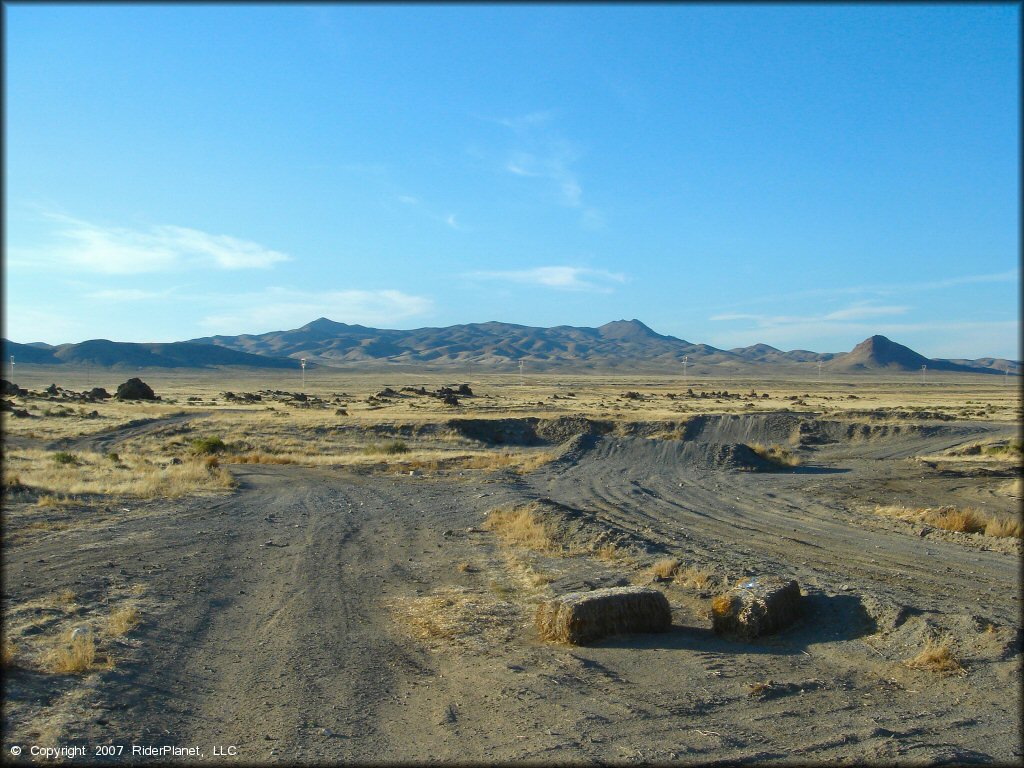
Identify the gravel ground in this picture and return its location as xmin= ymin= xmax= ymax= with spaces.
xmin=2 ymin=413 xmax=1021 ymax=764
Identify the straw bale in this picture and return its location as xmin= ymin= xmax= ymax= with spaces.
xmin=536 ymin=586 xmax=671 ymax=645
xmin=711 ymin=576 xmax=801 ymax=639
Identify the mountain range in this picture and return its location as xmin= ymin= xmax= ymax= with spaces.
xmin=3 ymin=318 xmax=1017 ymax=375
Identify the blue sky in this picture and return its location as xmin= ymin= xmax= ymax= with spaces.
xmin=5 ymin=3 xmax=1019 ymax=358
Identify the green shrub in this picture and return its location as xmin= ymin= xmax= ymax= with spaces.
xmin=191 ymin=436 xmax=227 ymax=455
xmin=52 ymin=451 xmax=78 ymax=466
xmin=364 ymin=440 xmax=409 ymax=455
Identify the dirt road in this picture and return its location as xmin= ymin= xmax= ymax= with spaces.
xmin=3 ymin=414 xmax=1021 ymax=764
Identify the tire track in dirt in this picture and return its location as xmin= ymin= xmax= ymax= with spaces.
xmin=48 ymin=411 xmax=213 ymax=454
xmin=532 ymin=426 xmax=1020 ymax=626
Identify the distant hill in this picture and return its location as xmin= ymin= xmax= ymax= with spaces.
xmin=189 ymin=317 xmax=743 ymax=371
xmin=824 ymin=335 xmax=994 ymax=374
xmin=5 ymin=324 xmax=1017 ymax=374
xmin=729 ymin=343 xmax=837 ymax=365
xmin=1 ymin=339 xmax=298 ymax=370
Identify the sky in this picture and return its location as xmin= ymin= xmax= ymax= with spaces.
xmin=4 ymin=3 xmax=1020 ymax=359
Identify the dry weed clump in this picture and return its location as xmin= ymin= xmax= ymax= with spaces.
xmin=874 ymin=504 xmax=1021 ymax=538
xmin=233 ymin=452 xmax=296 ymax=465
xmin=650 ymin=558 xmax=682 ymax=580
xmin=984 ymin=516 xmax=1023 ymax=538
xmin=106 ymin=606 xmax=141 ymax=637
xmin=674 ymin=565 xmax=718 ymax=591
xmin=905 ymin=638 xmax=966 ymax=675
xmin=458 ymin=450 xmax=554 ymax=473
xmin=3 ymin=639 xmax=17 ymax=668
xmin=748 ymin=442 xmax=801 ymax=467
xmin=42 ymin=632 xmax=103 ymax=675
xmin=484 ymin=505 xmax=559 ymax=552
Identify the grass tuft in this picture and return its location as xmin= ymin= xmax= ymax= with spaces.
xmin=106 ymin=606 xmax=141 ymax=637
xmin=2 ymin=639 xmax=17 ymax=668
xmin=42 ymin=632 xmax=100 ymax=674
xmin=874 ymin=504 xmax=1020 ymax=538
xmin=363 ymin=440 xmax=409 ymax=455
xmin=484 ymin=505 xmax=558 ymax=552
xmin=905 ymin=638 xmax=966 ymax=675
xmin=191 ymin=436 xmax=227 ymax=455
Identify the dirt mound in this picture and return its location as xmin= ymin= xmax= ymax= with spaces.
xmin=536 ymin=416 xmax=613 ymax=443
xmin=709 ymin=443 xmax=777 ymax=471
xmin=447 ymin=415 xmax=612 ymax=446
xmin=683 ymin=413 xmax=806 ymax=446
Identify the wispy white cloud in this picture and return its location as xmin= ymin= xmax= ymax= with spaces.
xmin=86 ymin=288 xmax=173 ymax=302
xmin=700 ymin=270 xmax=1018 ymax=313
xmin=198 ymin=287 xmax=433 ymax=334
xmin=477 ymin=110 xmax=554 ymax=132
xmin=484 ymin=112 xmax=601 ymax=224
xmin=12 ymin=214 xmax=291 ymax=274
xmin=822 ymin=303 xmax=910 ymax=321
xmin=466 ymin=266 xmax=626 ymax=293
xmin=712 ymin=302 xmax=910 ymax=329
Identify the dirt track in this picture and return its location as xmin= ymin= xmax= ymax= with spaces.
xmin=3 ymin=413 xmax=1021 ymax=764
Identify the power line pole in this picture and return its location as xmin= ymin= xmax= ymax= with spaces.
xmin=921 ymin=364 xmax=926 ymax=384
xmin=9 ymin=355 xmax=14 ymax=382
xmin=300 ymin=358 xmax=307 ymax=391
xmin=817 ymin=360 xmax=823 ymax=382
xmin=682 ymin=355 xmax=688 ymax=387
xmin=518 ymin=359 xmax=525 ymax=387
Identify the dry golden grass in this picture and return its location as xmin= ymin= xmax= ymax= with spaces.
xmin=650 ymin=558 xmax=682 ymax=580
xmin=984 ymin=516 xmax=1023 ymax=538
xmin=233 ymin=452 xmax=297 ymax=465
xmin=387 ymin=586 xmax=519 ymax=646
xmin=106 ymin=606 xmax=141 ymax=637
xmin=4 ymin=448 xmax=235 ymax=499
xmin=57 ymin=589 xmax=76 ymax=606
xmin=874 ymin=504 xmax=1021 ymax=538
xmin=484 ymin=505 xmax=558 ymax=552
xmin=2 ymin=639 xmax=17 ymax=668
xmin=710 ymin=593 xmax=735 ymax=619
xmin=674 ymin=564 xmax=719 ymax=591
xmin=36 ymin=494 xmax=74 ymax=508
xmin=41 ymin=632 xmax=103 ymax=675
xmin=749 ymin=442 xmax=801 ymax=467
xmin=905 ymin=638 xmax=966 ymax=675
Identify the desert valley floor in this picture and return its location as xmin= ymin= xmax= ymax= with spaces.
xmin=2 ymin=370 xmax=1021 ymax=764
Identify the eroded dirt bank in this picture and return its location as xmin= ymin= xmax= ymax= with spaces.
xmin=3 ymin=414 xmax=1021 ymax=764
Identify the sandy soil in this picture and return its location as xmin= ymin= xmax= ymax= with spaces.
xmin=2 ymin=399 xmax=1021 ymax=764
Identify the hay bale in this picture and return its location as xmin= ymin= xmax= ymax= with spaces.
xmin=711 ymin=576 xmax=802 ymax=639
xmin=536 ymin=586 xmax=671 ymax=645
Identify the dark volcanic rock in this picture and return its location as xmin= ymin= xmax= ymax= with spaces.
xmin=115 ymin=377 xmax=157 ymax=401
xmin=1 ymin=379 xmax=26 ymax=397
xmin=88 ymin=387 xmax=111 ymax=400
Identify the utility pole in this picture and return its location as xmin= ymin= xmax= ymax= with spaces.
xmin=921 ymin=364 xmax=926 ymax=384
xmin=518 ymin=359 xmax=525 ymax=387
xmin=817 ymin=360 xmax=823 ymax=382
xmin=682 ymin=355 xmax=688 ymax=387
xmin=9 ymin=355 xmax=14 ymax=382
xmin=300 ymin=358 xmax=307 ymax=391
